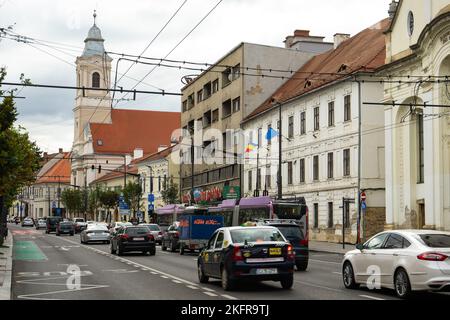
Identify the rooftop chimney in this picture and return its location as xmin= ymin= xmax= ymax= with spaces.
xmin=133 ymin=148 xmax=144 ymax=160
xmin=284 ymin=29 xmax=333 ymax=53
xmin=334 ymin=33 xmax=350 ymax=49
xmin=388 ymin=0 xmax=399 ymax=19
xmin=59 ymin=148 xmax=63 ymax=154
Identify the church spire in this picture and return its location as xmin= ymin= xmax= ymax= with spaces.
xmin=93 ymin=10 xmax=97 ymax=26
xmin=81 ymin=11 xmax=108 ymax=58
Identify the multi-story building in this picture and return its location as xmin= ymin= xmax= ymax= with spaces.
xmin=136 ymin=145 xmax=180 ymax=222
xmin=381 ymin=0 xmax=450 ymax=231
xmin=71 ymin=14 xmax=180 ymax=189
xmin=14 ymin=150 xmax=71 ymax=219
xmin=242 ymin=19 xmax=390 ymax=243
xmin=179 ymin=32 xmax=334 ymax=201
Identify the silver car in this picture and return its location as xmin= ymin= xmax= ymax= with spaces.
xmin=140 ymin=224 xmax=162 ymax=244
xmin=80 ymin=224 xmax=110 ymax=244
xmin=35 ymin=219 xmax=47 ymax=230
xmin=21 ymin=218 xmax=34 ymax=227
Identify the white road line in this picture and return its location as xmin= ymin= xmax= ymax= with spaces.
xmin=160 ymin=276 xmax=169 ymax=279
xmin=294 ymin=280 xmax=343 ymax=293
xmin=332 ymin=272 xmax=342 ymax=275
xmin=150 ymin=272 xmax=158 ymax=275
xmin=187 ymin=285 xmax=199 ymax=290
xmin=203 ymin=292 xmax=218 ymax=297
xmin=172 ymin=280 xmax=182 ymax=284
xmin=54 ymin=236 xmax=199 ymax=286
xmin=221 ymin=294 xmax=238 ymax=300
xmin=202 ymin=287 xmax=216 ymax=292
xmin=17 ymin=285 xmax=109 ymax=300
xmin=360 ymin=295 xmax=386 ymax=301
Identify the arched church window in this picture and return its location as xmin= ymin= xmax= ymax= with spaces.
xmin=92 ymin=72 xmax=100 ymax=88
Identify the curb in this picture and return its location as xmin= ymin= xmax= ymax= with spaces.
xmin=0 ymin=232 xmax=13 ymax=300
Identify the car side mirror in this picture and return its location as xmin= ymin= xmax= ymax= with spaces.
xmin=356 ymin=244 xmax=364 ymax=251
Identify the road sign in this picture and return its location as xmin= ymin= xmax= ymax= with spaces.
xmin=148 ymin=194 xmax=155 ymax=203
xmin=52 ymin=201 xmax=56 ymax=209
xmin=361 ymin=192 xmax=366 ymax=201
xmin=223 ymin=186 xmax=241 ymax=200
xmin=361 ymin=201 xmax=367 ymax=210
xmin=148 ymin=204 xmax=154 ymax=211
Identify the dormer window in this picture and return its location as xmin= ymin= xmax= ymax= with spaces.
xmin=338 ymin=64 xmax=348 ymax=73
xmin=92 ymin=72 xmax=100 ymax=88
xmin=304 ymin=80 xmax=312 ymax=89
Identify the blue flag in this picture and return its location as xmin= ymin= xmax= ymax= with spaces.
xmin=266 ymin=127 xmax=279 ymax=141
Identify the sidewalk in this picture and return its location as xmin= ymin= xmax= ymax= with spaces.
xmin=0 ymin=230 xmax=13 ymax=300
xmin=309 ymin=240 xmax=356 ymax=255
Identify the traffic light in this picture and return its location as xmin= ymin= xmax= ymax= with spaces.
xmin=98 ymin=165 xmax=101 ymax=173
xmin=91 ymin=165 xmax=95 ymax=170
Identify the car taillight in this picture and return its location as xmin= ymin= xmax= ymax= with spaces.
xmin=158 ymin=232 xmax=162 ymax=236
xmin=120 ymin=234 xmax=129 ymax=240
xmin=286 ymin=244 xmax=295 ymax=260
xmin=418 ymin=252 xmax=448 ymax=261
xmin=300 ymin=239 xmax=308 ymax=246
xmin=173 ymin=231 xmax=179 ymax=238
xmin=232 ymin=246 xmax=244 ymax=262
xmin=147 ymin=234 xmax=154 ymax=241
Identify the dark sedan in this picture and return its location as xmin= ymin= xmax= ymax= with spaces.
xmin=197 ymin=226 xmax=295 ymax=291
xmin=161 ymin=221 xmax=180 ymax=252
xmin=56 ymin=221 xmax=75 ymax=236
xmin=110 ymin=226 xmax=156 ymax=256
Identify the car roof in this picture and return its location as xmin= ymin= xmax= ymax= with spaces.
xmin=387 ymin=230 xmax=450 ymax=236
xmin=218 ymin=226 xmax=279 ymax=232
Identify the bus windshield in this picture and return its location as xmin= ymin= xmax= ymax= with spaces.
xmin=273 ymin=204 xmax=304 ymax=220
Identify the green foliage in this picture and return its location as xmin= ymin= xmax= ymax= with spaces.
xmin=98 ymin=189 xmax=120 ymax=222
xmin=123 ymin=181 xmax=142 ymax=215
xmin=161 ymin=176 xmax=179 ymax=205
xmin=0 ymin=67 xmax=41 ymax=205
xmin=60 ymin=189 xmax=86 ymax=215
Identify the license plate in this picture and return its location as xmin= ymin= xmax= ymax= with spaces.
xmin=269 ymin=248 xmax=282 ymax=256
xmin=256 ymin=268 xmax=278 ymax=275
xmin=133 ymin=237 xmax=145 ymax=241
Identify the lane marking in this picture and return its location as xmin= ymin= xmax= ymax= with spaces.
xmin=202 ymin=287 xmax=216 ymax=292
xmin=221 ymin=294 xmax=238 ymax=300
xmin=203 ymin=292 xmax=218 ymax=297
xmin=187 ymin=285 xmax=199 ymax=290
xmin=294 ymin=280 xmax=343 ymax=293
xmin=360 ymin=295 xmax=386 ymax=301
xmin=160 ymin=276 xmax=169 ymax=279
xmin=332 ymin=272 xmax=342 ymax=275
xmin=17 ymin=285 xmax=110 ymax=300
xmin=172 ymin=280 xmax=182 ymax=284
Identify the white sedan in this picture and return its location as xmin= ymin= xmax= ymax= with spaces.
xmin=342 ymin=230 xmax=450 ymax=298
xmin=80 ymin=224 xmax=110 ymax=244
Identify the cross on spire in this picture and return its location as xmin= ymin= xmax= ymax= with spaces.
xmin=93 ymin=10 xmax=97 ymax=25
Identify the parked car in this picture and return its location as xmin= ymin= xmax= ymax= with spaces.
xmin=261 ymin=220 xmax=309 ymax=271
xmin=161 ymin=221 xmax=181 ymax=252
xmin=21 ymin=217 xmax=34 ymax=227
xmin=140 ymin=224 xmax=163 ymax=245
xmin=80 ymin=224 xmax=110 ymax=244
xmin=110 ymin=222 xmax=133 ymax=235
xmin=110 ymin=226 xmax=156 ymax=256
xmin=46 ymin=216 xmax=63 ymax=234
xmin=56 ymin=221 xmax=75 ymax=236
xmin=35 ymin=219 xmax=47 ymax=230
xmin=197 ymin=226 xmax=295 ymax=291
xmin=342 ymin=230 xmax=450 ymax=299
xmin=73 ymin=218 xmax=88 ymax=233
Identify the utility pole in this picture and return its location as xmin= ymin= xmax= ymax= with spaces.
xmin=190 ymin=132 xmax=195 ymax=206
xmin=356 ymin=78 xmax=362 ymax=244
xmin=277 ymin=102 xmax=283 ymax=200
xmin=48 ymin=186 xmax=51 ymax=217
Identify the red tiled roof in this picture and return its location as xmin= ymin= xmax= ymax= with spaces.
xmin=36 ymin=152 xmax=71 ymax=184
xmin=92 ymin=164 xmax=139 ymax=184
xmin=244 ymin=19 xmax=390 ymax=122
xmin=90 ymin=109 xmax=180 ymax=155
xmin=136 ymin=144 xmax=179 ymax=164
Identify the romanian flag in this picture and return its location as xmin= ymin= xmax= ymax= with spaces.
xmin=245 ymin=143 xmax=258 ymax=153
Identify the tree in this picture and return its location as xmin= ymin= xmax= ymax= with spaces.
xmin=0 ymin=68 xmax=41 ymax=245
xmin=99 ymin=189 xmax=120 ymax=223
xmin=88 ymin=186 xmax=103 ymax=221
xmin=60 ymin=189 xmax=85 ymax=218
xmin=123 ymin=181 xmax=142 ymax=217
xmin=161 ymin=176 xmax=180 ymax=205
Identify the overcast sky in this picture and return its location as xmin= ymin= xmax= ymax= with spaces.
xmin=0 ymin=0 xmax=392 ymax=153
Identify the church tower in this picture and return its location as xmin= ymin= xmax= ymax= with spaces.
xmin=73 ymin=11 xmax=112 ymax=152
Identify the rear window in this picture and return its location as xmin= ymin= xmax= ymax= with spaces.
xmin=126 ymin=228 xmax=149 ymax=236
xmin=230 ymin=228 xmax=285 ymax=244
xmin=418 ymin=234 xmax=450 ymax=248
xmin=75 ymin=219 xmax=84 ymax=223
xmin=274 ymin=225 xmax=303 ymax=240
xmin=144 ymin=225 xmax=160 ymax=231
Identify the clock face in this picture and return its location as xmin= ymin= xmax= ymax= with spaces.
xmin=407 ymin=11 xmax=414 ymax=37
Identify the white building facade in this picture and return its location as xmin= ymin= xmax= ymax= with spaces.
xmin=382 ymin=0 xmax=450 ymax=231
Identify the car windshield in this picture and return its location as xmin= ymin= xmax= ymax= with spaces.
xmin=417 ymin=234 xmax=450 ymax=248
xmin=126 ymin=228 xmax=149 ymax=236
xmin=60 ymin=223 xmax=72 ymax=226
xmin=230 ymin=228 xmax=285 ymax=244
xmin=143 ymin=225 xmax=160 ymax=231
xmin=274 ymin=225 xmax=303 ymax=240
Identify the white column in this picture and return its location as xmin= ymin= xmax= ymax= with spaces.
xmin=384 ymin=107 xmax=394 ymax=227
